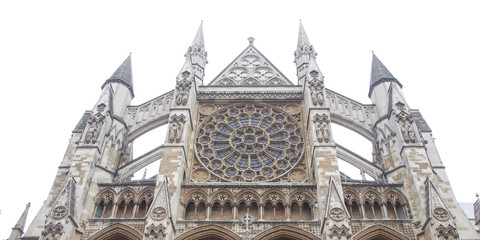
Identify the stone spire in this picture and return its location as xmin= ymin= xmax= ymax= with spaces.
xmin=185 ymin=21 xmax=207 ymax=82
xmin=8 ymin=203 xmax=31 ymax=240
xmin=102 ymin=53 xmax=134 ymax=98
xmin=189 ymin=21 xmax=204 ymax=51
xmin=297 ymin=21 xmax=313 ymax=52
xmin=368 ymin=53 xmax=402 ymax=97
xmin=295 ymin=21 xmax=318 ymax=84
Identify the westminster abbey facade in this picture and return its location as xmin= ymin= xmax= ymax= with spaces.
xmin=10 ymin=23 xmax=479 ymax=240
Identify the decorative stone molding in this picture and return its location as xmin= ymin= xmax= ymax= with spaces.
xmin=197 ymin=91 xmax=303 ymax=100
xmin=41 ymin=222 xmax=64 ymax=237
xmin=144 ymin=223 xmax=166 ymax=240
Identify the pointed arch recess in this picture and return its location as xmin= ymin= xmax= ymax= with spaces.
xmin=352 ymin=224 xmax=409 ymax=240
xmin=175 ymin=224 xmax=240 ymax=240
xmin=88 ymin=223 xmax=143 ymax=240
xmin=255 ymin=225 xmax=321 ymax=240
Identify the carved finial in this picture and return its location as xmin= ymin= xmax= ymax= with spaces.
xmin=476 ymin=193 xmax=479 ymax=198
xmin=248 ymin=37 xmax=255 ymax=45
xmin=27 ymin=202 xmax=31 ymax=208
xmin=142 ymin=169 xmax=147 ymax=180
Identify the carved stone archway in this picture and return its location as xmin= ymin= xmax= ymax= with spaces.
xmin=88 ymin=223 xmax=143 ymax=240
xmin=255 ymin=225 xmax=321 ymax=240
xmin=352 ymin=224 xmax=410 ymax=240
xmin=175 ymin=224 xmax=241 ymax=240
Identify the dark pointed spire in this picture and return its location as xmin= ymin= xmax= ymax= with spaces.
xmin=368 ymin=53 xmax=402 ymax=97
xmin=102 ymin=53 xmax=134 ymax=98
xmin=13 ymin=203 xmax=31 ymax=234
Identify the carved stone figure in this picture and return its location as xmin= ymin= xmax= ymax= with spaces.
xmin=175 ymin=71 xmax=192 ymax=106
xmin=313 ymin=114 xmax=330 ymax=143
xmin=84 ymin=103 xmax=106 ymax=144
xmin=308 ymin=71 xmax=325 ymax=106
xmin=168 ymin=115 xmax=185 ymax=143
xmin=399 ymin=117 xmax=416 ymax=143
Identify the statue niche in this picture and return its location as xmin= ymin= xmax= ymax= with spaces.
xmin=84 ymin=103 xmax=107 ymax=144
xmin=396 ymin=113 xmax=417 ymax=144
xmin=313 ymin=113 xmax=330 ymax=143
xmin=308 ymin=70 xmax=325 ymax=106
xmin=168 ymin=114 xmax=186 ymax=144
xmin=175 ymin=71 xmax=192 ymax=106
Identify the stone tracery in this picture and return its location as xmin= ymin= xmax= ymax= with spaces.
xmin=195 ymin=103 xmax=304 ymax=182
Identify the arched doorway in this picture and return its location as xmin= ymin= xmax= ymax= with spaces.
xmin=88 ymin=223 xmax=143 ymax=240
xmin=352 ymin=224 xmax=410 ymax=240
xmin=175 ymin=225 xmax=240 ymax=240
xmin=255 ymin=225 xmax=321 ymax=240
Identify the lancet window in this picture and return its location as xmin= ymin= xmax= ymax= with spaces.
xmin=182 ymin=189 xmax=315 ymax=221
xmin=92 ymin=187 xmax=154 ymax=219
xmin=343 ymin=187 xmax=409 ymax=220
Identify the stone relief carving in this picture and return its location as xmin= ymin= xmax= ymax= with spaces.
xmin=328 ymin=225 xmax=351 ymax=239
xmin=51 ymin=206 xmax=67 ymax=219
xmin=145 ymin=223 xmax=166 ymax=240
xmin=168 ymin=114 xmax=186 ymax=144
xmin=41 ymin=222 xmax=64 ymax=237
xmin=175 ymin=71 xmax=192 ymax=106
xmin=397 ymin=113 xmax=417 ymax=143
xmin=151 ymin=207 xmax=167 ymax=220
xmin=308 ymin=70 xmax=324 ymax=106
xmin=329 ymin=207 xmax=346 ymax=221
xmin=433 ymin=207 xmax=450 ymax=221
xmin=84 ymin=103 xmax=107 ymax=144
xmin=313 ymin=113 xmax=330 ymax=143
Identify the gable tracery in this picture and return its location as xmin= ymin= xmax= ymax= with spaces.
xmin=209 ymin=45 xmax=292 ymax=86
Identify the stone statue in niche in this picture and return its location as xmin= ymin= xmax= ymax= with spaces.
xmin=175 ymin=71 xmax=192 ymax=106
xmin=398 ymin=116 xmax=417 ymax=143
xmin=313 ymin=113 xmax=330 ymax=143
xmin=84 ymin=103 xmax=106 ymax=144
xmin=308 ymin=70 xmax=324 ymax=106
xmin=168 ymin=114 xmax=185 ymax=143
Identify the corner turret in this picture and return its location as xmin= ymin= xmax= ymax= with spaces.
xmin=100 ymin=54 xmax=134 ymax=117
xmin=368 ymin=53 xmax=403 ymax=116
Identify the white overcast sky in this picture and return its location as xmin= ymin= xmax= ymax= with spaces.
xmin=1 ymin=0 xmax=480 ymax=236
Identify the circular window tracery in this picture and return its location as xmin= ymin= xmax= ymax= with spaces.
xmin=196 ymin=103 xmax=304 ymax=182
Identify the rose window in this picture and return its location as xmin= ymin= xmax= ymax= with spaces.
xmin=196 ymin=103 xmax=304 ymax=182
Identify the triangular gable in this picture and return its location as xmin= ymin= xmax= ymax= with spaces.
xmin=48 ymin=178 xmax=76 ymax=221
xmin=324 ymin=177 xmax=351 ymax=221
xmin=425 ymin=177 xmax=455 ymax=223
xmin=209 ymin=44 xmax=293 ymax=86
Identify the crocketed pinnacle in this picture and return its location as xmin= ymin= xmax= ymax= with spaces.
xmin=102 ymin=53 xmax=134 ymax=98
xmin=369 ymin=53 xmax=402 ymax=97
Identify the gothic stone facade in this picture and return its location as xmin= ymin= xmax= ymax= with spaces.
xmin=17 ymin=23 xmax=479 ymax=240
